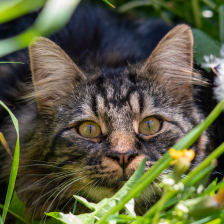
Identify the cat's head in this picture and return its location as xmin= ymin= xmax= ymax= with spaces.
xmin=17 ymin=24 xmax=207 ymax=218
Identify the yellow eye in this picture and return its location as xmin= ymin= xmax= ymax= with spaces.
xmin=139 ymin=117 xmax=161 ymax=136
xmin=79 ymin=121 xmax=101 ymax=138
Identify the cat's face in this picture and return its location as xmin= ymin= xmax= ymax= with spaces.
xmin=15 ymin=24 xmax=207 ymax=219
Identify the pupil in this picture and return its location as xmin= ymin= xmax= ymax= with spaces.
xmin=147 ymin=120 xmax=152 ymax=129
xmin=88 ymin=125 xmax=92 ymax=134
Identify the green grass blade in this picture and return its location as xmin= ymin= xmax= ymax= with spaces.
xmin=0 ymin=0 xmax=81 ymax=58
xmin=191 ymin=0 xmax=201 ymax=28
xmin=102 ymin=0 xmax=115 ymax=8
xmin=187 ymin=163 xmax=217 ymax=187
xmin=0 ymin=204 xmax=28 ymax=224
xmin=0 ymin=0 xmax=46 ymax=24
xmin=0 ymin=101 xmax=19 ymax=224
xmin=182 ymin=143 xmax=224 ymax=186
xmin=0 ymin=62 xmax=24 ymax=64
xmin=219 ymin=4 xmax=224 ymax=43
xmin=118 ymin=0 xmax=151 ymax=13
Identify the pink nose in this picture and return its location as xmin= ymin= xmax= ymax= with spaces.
xmin=109 ymin=150 xmax=138 ymax=170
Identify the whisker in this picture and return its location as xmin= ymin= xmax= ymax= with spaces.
xmin=41 ymin=175 xmax=88 ymax=223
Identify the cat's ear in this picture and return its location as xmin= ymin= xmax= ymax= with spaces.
xmin=142 ymin=24 xmax=196 ymax=99
xmin=29 ymin=37 xmax=86 ymax=113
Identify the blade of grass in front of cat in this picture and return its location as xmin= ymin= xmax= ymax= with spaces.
xmin=97 ymin=100 xmax=224 ymax=224
xmin=0 ymin=62 xmax=24 ymax=64
xmin=0 ymin=0 xmax=81 ymax=58
xmin=102 ymin=0 xmax=115 ymax=8
xmin=0 ymin=132 xmax=12 ymax=158
xmin=0 ymin=203 xmax=28 ymax=224
xmin=0 ymin=101 xmax=20 ymax=224
xmin=0 ymin=0 xmax=46 ymax=24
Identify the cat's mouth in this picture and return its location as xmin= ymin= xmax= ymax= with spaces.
xmin=118 ymin=174 xmax=129 ymax=181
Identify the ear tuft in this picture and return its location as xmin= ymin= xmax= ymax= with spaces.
xmin=141 ymin=24 xmax=202 ymax=100
xmin=143 ymin=24 xmax=193 ymax=74
xmin=29 ymin=37 xmax=86 ymax=114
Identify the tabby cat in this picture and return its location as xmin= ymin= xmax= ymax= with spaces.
xmin=0 ymin=3 xmax=222 ymax=221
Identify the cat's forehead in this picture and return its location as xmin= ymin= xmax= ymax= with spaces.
xmin=68 ymin=69 xmax=158 ymax=126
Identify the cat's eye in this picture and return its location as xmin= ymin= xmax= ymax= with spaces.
xmin=78 ymin=121 xmax=101 ymax=138
xmin=139 ymin=117 xmax=161 ymax=136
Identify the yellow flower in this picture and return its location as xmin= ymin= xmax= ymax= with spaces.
xmin=169 ymin=148 xmax=195 ymax=165
xmin=213 ymin=188 xmax=224 ymax=207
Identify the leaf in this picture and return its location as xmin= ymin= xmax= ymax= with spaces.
xmin=47 ymin=158 xmax=146 ymax=224
xmin=193 ymin=28 xmax=222 ymax=66
xmin=0 ymin=192 xmax=62 ymax=224
xmin=102 ymin=0 xmax=115 ymax=8
xmin=0 ymin=0 xmax=46 ymax=24
xmin=0 ymin=101 xmax=20 ymax=224
xmin=47 ymin=212 xmax=86 ymax=224
xmin=0 ymin=0 xmax=81 ymax=58
xmin=72 ymin=196 xmax=96 ymax=211
xmin=202 ymin=178 xmax=218 ymax=196
xmin=0 ymin=62 xmax=24 ymax=64
xmin=0 ymin=132 xmax=12 ymax=158
xmin=124 ymin=198 xmax=136 ymax=218
xmin=219 ymin=4 xmax=224 ymax=43
xmin=106 ymin=215 xmax=136 ymax=223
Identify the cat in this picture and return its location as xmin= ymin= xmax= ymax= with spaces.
xmin=0 ymin=2 xmax=223 ymax=221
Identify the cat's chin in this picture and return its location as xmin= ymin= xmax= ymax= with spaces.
xmin=83 ymin=180 xmax=162 ymax=215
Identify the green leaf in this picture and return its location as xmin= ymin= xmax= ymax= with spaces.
xmin=0 ymin=101 xmax=20 ymax=224
xmin=0 ymin=0 xmax=46 ymax=24
xmin=0 ymin=193 xmax=27 ymax=224
xmin=0 ymin=0 xmax=81 ymax=58
xmin=0 ymin=193 xmax=60 ymax=224
xmin=124 ymin=198 xmax=136 ymax=218
xmin=118 ymin=0 xmax=151 ymax=13
xmin=193 ymin=28 xmax=222 ymax=66
xmin=200 ymin=179 xmax=224 ymax=197
xmin=219 ymin=4 xmax=224 ymax=43
xmin=47 ymin=212 xmax=85 ymax=224
xmin=72 ymin=196 xmax=96 ymax=211
xmin=0 ymin=62 xmax=24 ymax=64
xmin=47 ymin=158 xmax=146 ymax=224
xmin=106 ymin=215 xmax=136 ymax=223
xmin=102 ymin=0 xmax=115 ymax=8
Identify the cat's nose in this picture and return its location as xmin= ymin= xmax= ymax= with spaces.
xmin=109 ymin=150 xmax=138 ymax=170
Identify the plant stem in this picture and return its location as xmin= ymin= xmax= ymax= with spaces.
xmin=219 ymin=5 xmax=224 ymax=43
xmin=188 ymin=163 xmax=216 ymax=186
xmin=0 ymin=204 xmax=28 ymax=224
xmin=0 ymin=61 xmax=24 ymax=64
xmin=201 ymin=0 xmax=216 ymax=9
xmin=152 ymin=189 xmax=169 ymax=224
xmin=191 ymin=0 xmax=201 ymax=28
xmin=182 ymin=142 xmax=224 ymax=185
xmin=118 ymin=0 xmax=151 ymax=13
